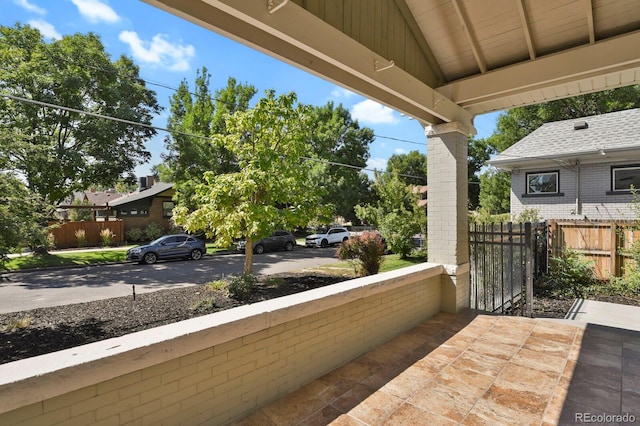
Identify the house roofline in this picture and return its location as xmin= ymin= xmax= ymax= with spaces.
xmin=489 ymin=146 xmax=640 ymax=171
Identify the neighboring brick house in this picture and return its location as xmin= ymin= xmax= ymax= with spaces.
xmin=108 ymin=180 xmax=175 ymax=234
xmin=489 ymin=108 xmax=640 ymax=221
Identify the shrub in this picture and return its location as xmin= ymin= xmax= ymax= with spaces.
xmin=336 ymin=231 xmax=385 ymax=276
xmin=99 ymin=228 xmax=114 ymax=247
xmin=74 ymin=229 xmax=87 ymax=247
xmin=143 ymin=223 xmax=164 ymax=241
xmin=537 ymin=249 xmax=597 ymax=299
xmin=206 ymin=279 xmax=229 ymax=294
xmin=2 ymin=315 xmax=33 ymax=332
xmin=126 ymin=227 xmax=143 ymax=242
xmin=264 ymin=276 xmax=284 ymax=287
xmin=228 ymin=274 xmax=257 ymax=301
xmin=190 ymin=297 xmax=218 ymax=312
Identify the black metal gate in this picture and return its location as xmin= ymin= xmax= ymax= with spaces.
xmin=469 ymin=222 xmax=547 ymax=316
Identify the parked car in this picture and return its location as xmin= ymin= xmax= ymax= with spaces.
xmin=126 ymin=234 xmax=206 ymax=264
xmin=237 ymin=230 xmax=296 ymax=254
xmin=305 ymin=227 xmax=350 ymax=248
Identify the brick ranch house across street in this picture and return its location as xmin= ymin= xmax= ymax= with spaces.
xmin=489 ymin=108 xmax=640 ymax=221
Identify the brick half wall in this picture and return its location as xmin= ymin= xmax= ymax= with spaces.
xmin=0 ymin=263 xmax=443 ymax=425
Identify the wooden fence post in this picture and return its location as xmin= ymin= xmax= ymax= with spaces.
xmin=525 ymin=222 xmax=533 ymax=318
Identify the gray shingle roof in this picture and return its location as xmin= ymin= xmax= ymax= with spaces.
xmin=489 ymin=108 xmax=640 ymax=167
xmin=108 ymin=182 xmax=174 ymax=207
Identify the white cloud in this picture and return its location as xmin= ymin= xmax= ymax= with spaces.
xmin=71 ymin=0 xmax=120 ymax=24
xmin=367 ymin=157 xmax=388 ymax=172
xmin=350 ymin=100 xmax=398 ymax=124
xmin=394 ymin=148 xmax=407 ymax=155
xmin=118 ymin=31 xmax=195 ymax=72
xmin=28 ymin=19 xmax=61 ymax=39
xmin=330 ymin=87 xmax=355 ymax=99
xmin=14 ymin=0 xmax=46 ymax=14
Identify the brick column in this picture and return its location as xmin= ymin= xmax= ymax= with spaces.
xmin=426 ymin=122 xmax=470 ymax=313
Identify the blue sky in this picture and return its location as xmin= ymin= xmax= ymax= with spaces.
xmin=3 ymin=0 xmax=500 ymax=178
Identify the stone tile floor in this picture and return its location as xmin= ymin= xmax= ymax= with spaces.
xmin=235 ymin=311 xmax=640 ymax=425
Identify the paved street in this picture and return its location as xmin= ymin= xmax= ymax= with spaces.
xmin=0 ymin=248 xmax=340 ymax=314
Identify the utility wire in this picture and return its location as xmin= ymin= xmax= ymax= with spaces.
xmin=1 ymin=92 xmax=428 ymax=181
xmin=0 ymin=38 xmax=429 ymax=147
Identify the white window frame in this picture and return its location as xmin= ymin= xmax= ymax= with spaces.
xmin=612 ymin=165 xmax=640 ymax=192
xmin=526 ymin=171 xmax=559 ymax=195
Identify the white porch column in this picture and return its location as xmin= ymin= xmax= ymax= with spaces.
xmin=426 ymin=122 xmax=471 ymax=313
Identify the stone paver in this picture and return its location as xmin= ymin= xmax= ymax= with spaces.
xmin=235 ymin=311 xmax=640 ymax=425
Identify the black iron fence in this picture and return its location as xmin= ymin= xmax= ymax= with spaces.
xmin=469 ymin=222 xmax=547 ymax=316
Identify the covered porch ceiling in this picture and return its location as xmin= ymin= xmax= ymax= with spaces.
xmin=142 ymin=0 xmax=640 ymax=135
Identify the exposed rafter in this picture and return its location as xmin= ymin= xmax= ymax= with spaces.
xmin=437 ymin=31 xmax=640 ymax=114
xmin=516 ymin=0 xmax=536 ymax=60
xmin=585 ymin=0 xmax=595 ymax=44
xmin=451 ymin=0 xmax=486 ymax=73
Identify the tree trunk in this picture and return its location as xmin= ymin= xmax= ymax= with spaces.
xmin=244 ymin=238 xmax=253 ymax=275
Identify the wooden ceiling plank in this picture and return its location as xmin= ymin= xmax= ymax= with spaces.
xmin=451 ymin=0 xmax=487 ymax=73
xmin=394 ymin=0 xmax=446 ymax=84
xmin=516 ymin=0 xmax=536 ymax=59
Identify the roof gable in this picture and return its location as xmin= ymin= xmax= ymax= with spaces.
xmin=108 ymin=182 xmax=174 ymax=207
xmin=490 ymin=108 xmax=640 ymax=169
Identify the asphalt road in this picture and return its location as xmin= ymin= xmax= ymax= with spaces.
xmin=0 ymin=248 xmax=340 ymax=314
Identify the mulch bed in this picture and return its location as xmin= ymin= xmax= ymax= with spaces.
xmin=1 ymin=272 xmax=638 ymax=364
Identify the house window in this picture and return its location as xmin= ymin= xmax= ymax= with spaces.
xmin=163 ymin=201 xmax=175 ymax=218
xmin=526 ymin=171 xmax=559 ymax=194
xmin=612 ymin=165 xmax=640 ymax=192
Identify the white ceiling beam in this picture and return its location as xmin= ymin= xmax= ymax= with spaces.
xmin=516 ymin=0 xmax=536 ymax=60
xmin=585 ymin=0 xmax=595 ymax=44
xmin=451 ymin=0 xmax=487 ymax=73
xmin=437 ymin=31 xmax=640 ymax=111
xmin=143 ymin=0 xmax=475 ymax=132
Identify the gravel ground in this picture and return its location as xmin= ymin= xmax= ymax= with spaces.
xmin=1 ymin=271 xmax=638 ymax=365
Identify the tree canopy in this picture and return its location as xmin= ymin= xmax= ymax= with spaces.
xmin=355 ymin=171 xmax=423 ymax=258
xmin=386 ymin=150 xmax=428 ymax=186
xmin=306 ymin=102 xmax=374 ymax=222
xmin=0 ymin=173 xmax=53 ymax=263
xmin=162 ymin=68 xmax=257 ymax=210
xmin=173 ymin=91 xmax=330 ymax=274
xmin=0 ymin=24 xmax=160 ymax=204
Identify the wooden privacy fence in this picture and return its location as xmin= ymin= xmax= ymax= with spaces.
xmin=48 ymin=220 xmax=124 ymax=249
xmin=548 ymin=220 xmax=640 ymax=280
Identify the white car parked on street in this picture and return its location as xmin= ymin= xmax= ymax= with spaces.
xmin=305 ymin=227 xmax=350 ymax=248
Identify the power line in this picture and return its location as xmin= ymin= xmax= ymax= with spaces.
xmin=0 ymin=92 xmax=428 ymax=181
xmin=0 ymin=37 xmax=429 ymax=147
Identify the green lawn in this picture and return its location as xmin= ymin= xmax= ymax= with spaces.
xmin=307 ymin=253 xmax=427 ymax=276
xmin=3 ymin=245 xmax=231 ymax=271
xmin=3 ymin=246 xmax=424 ymax=273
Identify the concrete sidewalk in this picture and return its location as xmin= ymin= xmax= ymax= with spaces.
xmin=565 ymin=298 xmax=640 ymax=331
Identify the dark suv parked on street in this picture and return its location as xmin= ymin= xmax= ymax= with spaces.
xmin=237 ymin=230 xmax=296 ymax=254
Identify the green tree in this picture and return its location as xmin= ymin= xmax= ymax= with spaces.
xmin=0 ymin=24 xmax=160 ymax=204
xmin=173 ymin=91 xmax=330 ymax=274
xmin=162 ymin=69 xmax=257 ymax=210
xmin=478 ymin=168 xmax=511 ymax=215
xmin=69 ymin=198 xmax=93 ymax=221
xmin=307 ymin=102 xmax=374 ymax=222
xmin=0 ymin=173 xmax=53 ymax=263
xmin=468 ymin=137 xmax=495 ymax=209
xmin=355 ymin=172 xmax=422 ymax=258
xmin=386 ymin=150 xmax=427 ymax=186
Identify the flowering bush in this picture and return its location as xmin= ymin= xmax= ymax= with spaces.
xmin=336 ymin=231 xmax=385 ymax=276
